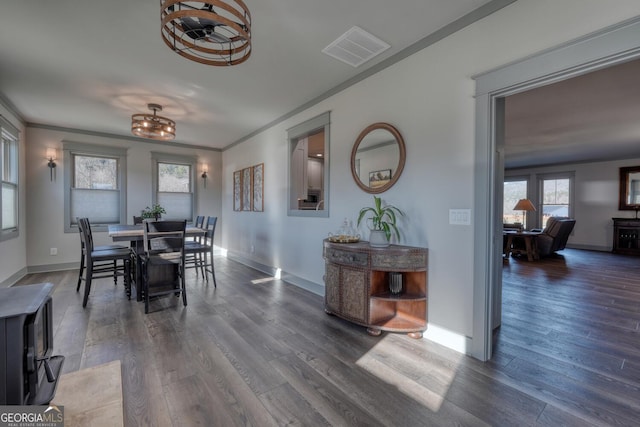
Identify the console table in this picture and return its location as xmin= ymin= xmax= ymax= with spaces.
xmin=323 ymin=239 xmax=428 ymax=338
xmin=612 ymin=218 xmax=640 ymax=255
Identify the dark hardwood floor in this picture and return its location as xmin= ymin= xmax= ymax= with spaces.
xmin=15 ymin=249 xmax=640 ymax=426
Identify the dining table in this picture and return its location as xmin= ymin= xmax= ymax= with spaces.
xmin=108 ymin=224 xmax=205 ymax=301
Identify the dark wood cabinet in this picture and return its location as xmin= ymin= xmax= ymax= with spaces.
xmin=323 ymin=239 xmax=428 ymax=338
xmin=612 ymin=218 xmax=640 ymax=255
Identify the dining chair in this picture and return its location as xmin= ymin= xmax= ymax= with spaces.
xmin=184 ymin=216 xmax=217 ymax=287
xmin=140 ymin=220 xmax=187 ymax=314
xmin=133 ymin=216 xmax=143 ymax=225
xmin=185 ymin=215 xmax=205 ymax=276
xmin=76 ymin=217 xmax=129 ymax=293
xmin=77 ymin=218 xmax=132 ymax=307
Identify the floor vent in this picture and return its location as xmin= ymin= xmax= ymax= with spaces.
xmin=322 ymin=26 xmax=390 ymax=68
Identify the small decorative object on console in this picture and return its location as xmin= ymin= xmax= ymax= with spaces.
xmin=328 ymin=218 xmax=360 ymax=243
xmin=357 ymin=195 xmax=404 ymax=247
xmin=389 ymin=272 xmax=403 ymax=295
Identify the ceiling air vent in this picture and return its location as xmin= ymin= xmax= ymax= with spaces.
xmin=322 ymin=26 xmax=390 ymax=68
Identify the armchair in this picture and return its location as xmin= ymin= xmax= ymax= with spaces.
xmin=535 ymin=217 xmax=576 ymax=257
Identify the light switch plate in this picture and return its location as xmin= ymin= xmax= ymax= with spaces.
xmin=449 ymin=209 xmax=471 ymax=225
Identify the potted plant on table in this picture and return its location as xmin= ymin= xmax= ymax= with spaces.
xmin=141 ymin=204 xmax=166 ymax=221
xmin=357 ymin=196 xmax=404 ymax=247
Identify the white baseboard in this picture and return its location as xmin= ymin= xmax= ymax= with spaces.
xmin=226 ymin=251 xmax=325 ymax=296
xmin=1 ymin=267 xmax=28 ymax=288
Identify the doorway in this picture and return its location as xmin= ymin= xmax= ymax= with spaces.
xmin=472 ymin=17 xmax=640 ymax=361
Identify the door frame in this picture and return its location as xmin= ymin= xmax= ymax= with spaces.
xmin=471 ymin=16 xmax=640 ymax=361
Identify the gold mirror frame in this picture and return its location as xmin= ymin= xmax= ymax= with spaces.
xmin=350 ymin=123 xmax=406 ymax=194
xmin=619 ymin=166 xmax=640 ymax=210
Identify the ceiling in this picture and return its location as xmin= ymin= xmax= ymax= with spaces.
xmin=0 ymin=0 xmax=495 ymax=151
xmin=505 ymin=57 xmax=640 ymax=169
xmin=2 ymin=1 xmax=638 ymax=168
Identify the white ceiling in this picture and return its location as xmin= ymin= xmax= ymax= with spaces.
xmin=0 ymin=0 xmax=495 ymax=150
xmin=3 ymin=1 xmax=637 ymax=168
xmin=505 ymin=58 xmax=640 ymax=169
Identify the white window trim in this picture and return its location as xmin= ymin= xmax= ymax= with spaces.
xmin=63 ymin=142 xmax=128 ymax=233
xmin=537 ymin=171 xmax=575 ymax=225
xmin=151 ymin=152 xmax=197 ymax=222
xmin=0 ymin=116 xmax=19 ymax=241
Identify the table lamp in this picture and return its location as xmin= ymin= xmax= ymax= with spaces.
xmin=513 ymin=199 xmax=536 ymax=230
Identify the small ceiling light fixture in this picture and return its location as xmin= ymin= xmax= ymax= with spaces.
xmin=160 ymin=0 xmax=252 ymax=66
xmin=46 ymin=148 xmax=57 ymax=181
xmin=131 ymin=103 xmax=176 ymax=141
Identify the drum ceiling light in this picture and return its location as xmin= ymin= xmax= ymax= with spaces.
xmin=131 ymin=104 xmax=176 ymax=141
xmin=160 ymin=0 xmax=252 ymax=66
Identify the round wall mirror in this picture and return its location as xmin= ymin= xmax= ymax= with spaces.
xmin=350 ymin=123 xmax=406 ymax=193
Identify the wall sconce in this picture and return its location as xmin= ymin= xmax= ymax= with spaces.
xmin=201 ymin=164 xmax=208 ymax=188
xmin=46 ymin=148 xmax=57 ymax=181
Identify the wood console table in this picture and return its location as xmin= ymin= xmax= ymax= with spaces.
xmin=323 ymin=239 xmax=428 ymax=338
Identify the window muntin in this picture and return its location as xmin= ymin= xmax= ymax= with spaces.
xmin=1 ymin=120 xmax=19 ymax=240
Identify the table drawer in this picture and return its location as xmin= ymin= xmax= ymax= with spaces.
xmin=325 ymin=248 xmax=369 ymax=267
xmin=371 ymin=252 xmax=427 ymax=270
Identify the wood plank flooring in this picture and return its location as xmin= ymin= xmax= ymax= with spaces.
xmin=15 ymin=249 xmax=640 ymax=426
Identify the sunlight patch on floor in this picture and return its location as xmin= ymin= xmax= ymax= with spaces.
xmin=355 ymin=334 xmax=462 ymax=412
xmin=251 ymin=268 xmax=281 ymax=284
xmin=251 ymin=277 xmax=277 ymax=284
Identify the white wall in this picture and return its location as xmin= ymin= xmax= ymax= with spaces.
xmin=507 ymin=157 xmax=640 ymax=252
xmin=221 ymin=0 xmax=640 ymax=349
xmin=0 ymin=105 xmax=27 ymax=286
xmin=23 ymin=127 xmax=222 ymax=270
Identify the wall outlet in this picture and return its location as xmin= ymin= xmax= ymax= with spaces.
xmin=50 ymin=248 xmax=58 ymax=256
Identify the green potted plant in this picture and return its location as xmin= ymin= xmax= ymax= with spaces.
xmin=357 ymin=195 xmax=404 ymax=247
xmin=141 ymin=204 xmax=166 ymax=221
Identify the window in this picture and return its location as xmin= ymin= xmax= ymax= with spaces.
xmin=64 ymin=143 xmax=127 ymax=232
xmin=539 ymin=174 xmax=573 ymax=228
xmin=1 ymin=117 xmax=19 ymax=241
xmin=151 ymin=153 xmax=196 ymax=221
xmin=503 ymin=179 xmax=528 ymax=225
xmin=288 ymin=112 xmax=330 ymax=217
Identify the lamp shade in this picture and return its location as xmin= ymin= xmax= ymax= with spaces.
xmin=46 ymin=148 xmax=57 ymax=161
xmin=513 ymin=199 xmax=536 ymax=211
